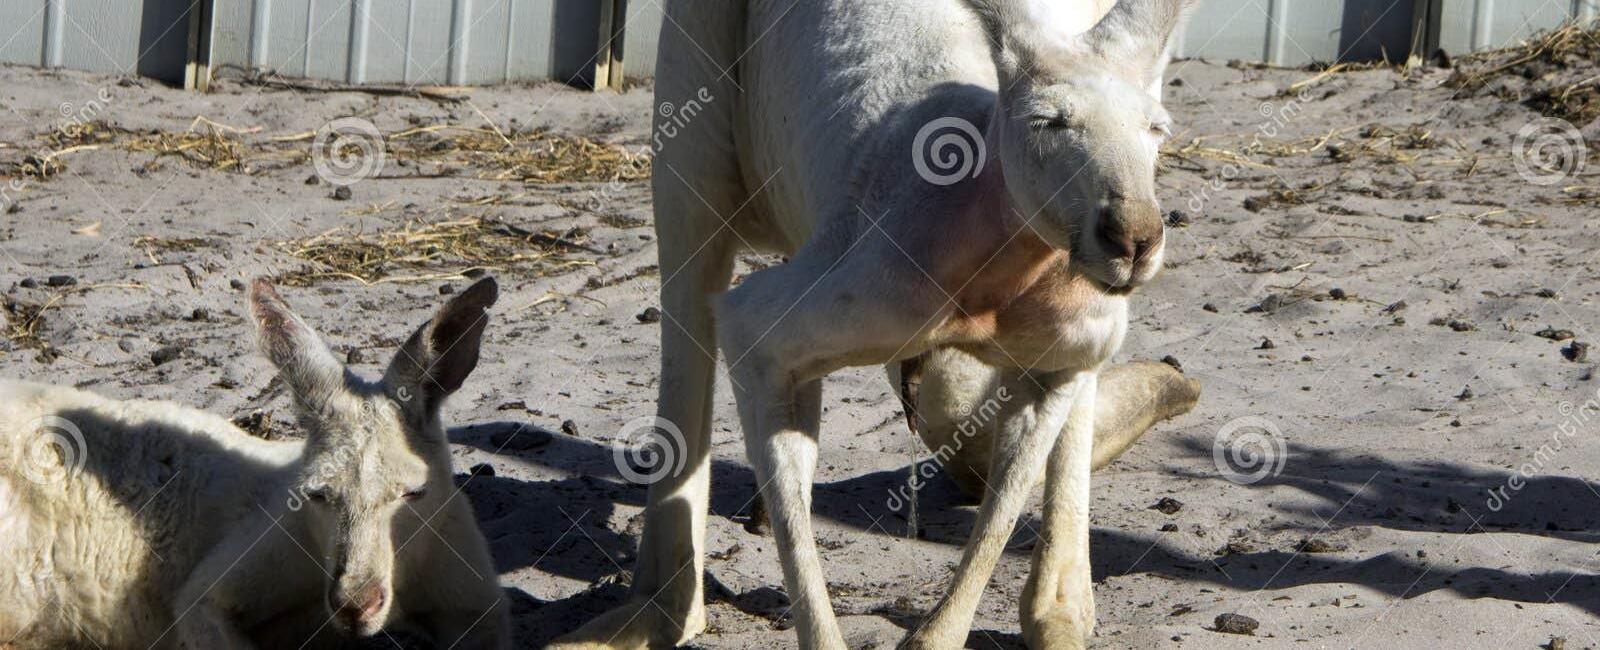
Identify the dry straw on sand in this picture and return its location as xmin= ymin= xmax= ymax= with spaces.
xmin=269 ymin=215 xmax=600 ymax=286
xmin=13 ymin=111 xmax=651 ymax=286
xmin=1447 ymin=21 xmax=1600 ymax=124
xmin=36 ymin=116 xmax=651 ymax=183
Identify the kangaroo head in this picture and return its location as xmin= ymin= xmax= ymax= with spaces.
xmin=249 ymin=277 xmax=498 ymax=637
xmin=973 ymin=0 xmax=1193 ymax=292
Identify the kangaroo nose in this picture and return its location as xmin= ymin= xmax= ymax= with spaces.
xmin=334 ymin=588 xmax=386 ymax=627
xmin=1097 ymin=202 xmax=1164 ymax=262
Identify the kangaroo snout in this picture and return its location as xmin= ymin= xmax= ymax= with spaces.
xmin=1096 ymin=200 xmax=1163 ymax=261
xmin=1095 ymin=198 xmax=1165 ymax=286
xmin=331 ymin=584 xmax=387 ymax=633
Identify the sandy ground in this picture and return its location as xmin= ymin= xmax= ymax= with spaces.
xmin=1 ymin=46 xmax=1599 ymax=650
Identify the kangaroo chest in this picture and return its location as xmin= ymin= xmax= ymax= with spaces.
xmin=930 ymin=245 xmax=1129 ymax=373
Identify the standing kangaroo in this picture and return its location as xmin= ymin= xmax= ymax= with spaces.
xmin=0 ymin=278 xmax=509 ymax=649
xmin=555 ymin=0 xmax=1194 ymax=648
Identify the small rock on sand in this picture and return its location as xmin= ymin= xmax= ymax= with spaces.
xmin=1563 ymin=342 xmax=1589 ymax=363
xmin=1150 ymin=497 xmax=1184 ymax=515
xmin=1245 ymin=294 xmax=1284 ymax=314
xmin=150 ymin=345 xmax=182 ymax=366
xmin=1537 ymin=326 xmax=1576 ymax=341
xmin=1214 ymin=613 xmax=1259 ymax=635
xmin=636 ymin=307 xmax=662 ymax=323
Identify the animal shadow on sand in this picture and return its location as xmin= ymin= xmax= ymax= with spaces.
xmin=455 ymin=419 xmax=1600 ymax=648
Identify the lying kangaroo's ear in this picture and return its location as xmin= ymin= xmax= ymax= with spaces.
xmin=250 ymin=279 xmax=346 ymax=413
xmin=1082 ymin=0 xmax=1196 ymax=89
xmin=384 ymin=277 xmax=498 ymax=414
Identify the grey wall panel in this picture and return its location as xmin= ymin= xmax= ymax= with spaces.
xmin=0 ymin=0 xmax=191 ymax=85
xmin=16 ymin=0 xmax=1600 ymax=87
xmin=1180 ymin=0 xmax=1276 ymax=63
xmin=505 ymin=0 xmax=556 ymax=84
xmin=0 ymin=2 xmax=50 ymax=68
xmin=208 ymin=0 xmax=252 ymax=72
xmin=1178 ymin=0 xmax=1417 ymax=66
xmin=622 ymin=0 xmax=662 ymax=81
xmin=359 ymin=0 xmax=409 ymax=83
xmin=1439 ymin=0 xmax=1597 ymax=53
xmin=303 ymin=0 xmax=354 ymax=81
xmin=1276 ymin=2 xmax=1344 ymax=64
xmin=460 ymin=0 xmax=511 ymax=84
xmin=209 ymin=0 xmax=596 ymax=85
xmin=61 ymin=2 xmax=139 ymax=74
xmin=406 ymin=0 xmax=454 ymax=84
xmin=261 ymin=0 xmax=310 ymax=75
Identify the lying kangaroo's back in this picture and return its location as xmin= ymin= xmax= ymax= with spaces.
xmin=0 ymin=381 xmax=299 ymax=648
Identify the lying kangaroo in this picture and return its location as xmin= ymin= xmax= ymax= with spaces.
xmin=555 ymin=0 xmax=1196 ymax=648
xmin=743 ymin=358 xmax=1201 ymax=531
xmin=0 ymin=278 xmax=509 ymax=649
xmin=902 ymin=354 xmax=1201 ymax=499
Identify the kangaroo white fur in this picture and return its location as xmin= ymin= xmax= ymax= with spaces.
xmin=0 ymin=278 xmax=509 ymax=649
xmin=553 ymin=1 xmax=1193 ymax=648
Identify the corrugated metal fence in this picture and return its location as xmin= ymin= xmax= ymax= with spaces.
xmin=206 ymin=0 xmax=604 ymax=85
xmin=1 ymin=0 xmax=1597 ymax=87
xmin=0 ymin=0 xmax=199 ymax=85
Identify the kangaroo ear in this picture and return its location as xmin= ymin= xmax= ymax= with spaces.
xmin=249 ymin=279 xmax=345 ymax=413
xmin=1082 ymin=0 xmax=1195 ymax=89
xmin=384 ymin=277 xmax=498 ymax=414
xmin=965 ymin=0 xmax=1052 ymax=94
